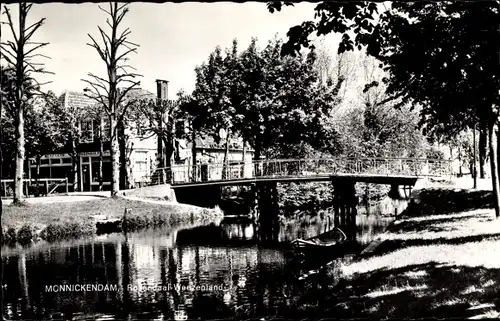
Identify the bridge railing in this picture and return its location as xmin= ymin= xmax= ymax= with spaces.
xmin=150 ymin=157 xmax=453 ymax=185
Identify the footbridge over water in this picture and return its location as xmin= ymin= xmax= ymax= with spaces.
xmin=150 ymin=157 xmax=452 ymax=238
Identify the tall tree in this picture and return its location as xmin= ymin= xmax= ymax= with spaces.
xmin=83 ymin=2 xmax=142 ymax=197
xmin=237 ymin=38 xmax=342 ymax=159
xmin=1 ymin=3 xmax=52 ymax=204
xmin=24 ymin=92 xmax=66 ymax=187
xmin=129 ymin=97 xmax=179 ymax=168
xmin=177 ymin=90 xmax=205 ymax=180
xmin=270 ymin=1 xmax=500 ymax=218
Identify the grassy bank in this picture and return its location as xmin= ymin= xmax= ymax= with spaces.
xmin=2 ymin=197 xmax=222 ymax=245
xmin=289 ymin=187 xmax=500 ymax=320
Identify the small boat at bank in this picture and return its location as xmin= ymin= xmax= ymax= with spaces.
xmin=291 ymin=227 xmax=347 ymax=256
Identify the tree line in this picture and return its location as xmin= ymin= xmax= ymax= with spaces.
xmin=2 ymin=2 xmax=482 ymax=211
xmin=267 ymin=1 xmax=498 ymax=217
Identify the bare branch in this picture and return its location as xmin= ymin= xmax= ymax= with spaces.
xmin=117 ymin=27 xmax=131 ymax=41
xmin=117 ymin=3 xmax=129 ymax=13
xmin=87 ymin=72 xmax=110 ymax=86
xmin=3 ymin=6 xmax=19 ymax=44
xmin=24 ymin=18 xmax=46 ymax=41
xmin=81 ymin=81 xmax=109 ymax=113
xmin=115 ymin=5 xmax=129 ymax=25
xmin=0 ymin=54 xmax=16 ymax=67
xmin=118 ymin=64 xmax=137 ymax=71
xmin=87 ymin=34 xmax=109 ymax=64
xmin=24 ymin=19 xmax=44 ymax=33
xmin=25 ymin=53 xmax=51 ymax=61
xmin=25 ymin=42 xmax=50 ymax=57
xmin=0 ymin=47 xmax=17 ymax=66
xmin=116 ymin=48 xmax=137 ymax=63
xmin=98 ymin=26 xmax=111 ymax=52
xmin=123 ymin=40 xmax=140 ymax=48
xmin=2 ymin=41 xmax=18 ymax=58
xmin=116 ymin=98 xmax=137 ymax=126
xmin=116 ymin=80 xmax=141 ymax=105
xmin=98 ymin=5 xmax=111 ymax=16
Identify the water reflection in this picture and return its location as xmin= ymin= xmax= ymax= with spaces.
xmin=2 ymin=200 xmax=403 ymax=320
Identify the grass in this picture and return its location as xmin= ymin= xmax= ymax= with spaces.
xmin=287 ymin=186 xmax=500 ymax=320
xmin=2 ymin=197 xmax=222 ymax=244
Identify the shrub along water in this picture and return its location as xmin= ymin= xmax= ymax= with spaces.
xmin=278 ymin=182 xmax=391 ymax=217
xmin=2 ymin=198 xmax=222 ymax=245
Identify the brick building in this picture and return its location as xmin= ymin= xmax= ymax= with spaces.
xmin=28 ymin=83 xmax=253 ymax=192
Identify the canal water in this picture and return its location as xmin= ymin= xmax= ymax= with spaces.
xmin=2 ymin=199 xmax=407 ymax=320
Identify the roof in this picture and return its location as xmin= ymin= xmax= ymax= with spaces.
xmin=60 ymin=88 xmax=156 ymax=110
xmin=61 ymin=91 xmax=96 ymax=109
xmin=124 ymin=88 xmax=156 ymax=101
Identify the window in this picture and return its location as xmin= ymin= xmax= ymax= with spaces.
xmin=135 ymin=151 xmax=148 ymax=172
xmin=103 ymin=118 xmax=110 ymax=137
xmin=81 ymin=120 xmax=94 ymax=143
xmin=51 ymin=166 xmax=72 ymax=179
xmin=39 ymin=167 xmax=50 ymax=178
xmin=82 ymin=157 xmax=90 ymax=163
xmin=41 ymin=159 xmax=49 ymax=165
xmin=51 ymin=159 xmax=62 ymax=165
xmin=91 ymin=159 xmax=101 ymax=183
xmin=62 ymin=158 xmax=72 ymax=164
xmin=175 ymin=120 xmax=186 ymax=137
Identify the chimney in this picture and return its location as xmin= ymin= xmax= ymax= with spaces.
xmin=156 ymin=79 xmax=169 ymax=100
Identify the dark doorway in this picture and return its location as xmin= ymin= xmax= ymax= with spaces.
xmin=82 ymin=164 xmax=91 ymax=191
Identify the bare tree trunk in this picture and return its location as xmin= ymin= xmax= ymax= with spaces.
xmin=479 ymin=123 xmax=487 ymax=178
xmin=13 ymin=102 xmax=25 ymax=204
xmin=222 ymin=130 xmax=230 ymax=179
xmin=70 ymin=135 xmax=79 ymax=192
xmin=35 ymin=156 xmax=41 ymax=196
xmin=191 ymin=126 xmax=197 ymax=181
xmin=110 ymin=115 xmax=120 ymax=197
xmin=488 ymin=120 xmax=500 ymax=218
xmin=458 ymin=146 xmax=463 ymax=176
xmin=99 ymin=119 xmax=104 ymax=191
xmin=240 ymin=139 xmax=247 ymax=178
xmin=473 ymin=126 xmax=477 ymax=188
xmin=242 ymin=139 xmax=246 ymax=162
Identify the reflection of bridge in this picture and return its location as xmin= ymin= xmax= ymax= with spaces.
xmin=151 ymin=158 xmax=452 ymax=226
xmin=152 ymin=157 xmax=452 ymax=187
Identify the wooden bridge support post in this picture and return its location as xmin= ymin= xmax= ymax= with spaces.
xmin=255 ymin=182 xmax=280 ymax=243
xmin=250 ymin=183 xmax=259 ymax=221
xmin=388 ymin=183 xmax=404 ymax=200
xmin=332 ymin=179 xmax=358 ymax=240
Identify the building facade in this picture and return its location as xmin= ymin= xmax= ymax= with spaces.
xmin=29 ymin=89 xmax=158 ymax=192
xmin=30 ymin=87 xmax=254 ymax=192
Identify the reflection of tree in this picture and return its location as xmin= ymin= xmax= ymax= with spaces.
xmin=159 ymin=247 xmax=172 ymax=317
xmin=195 ymin=247 xmax=200 ymax=287
xmin=167 ymin=248 xmax=180 ymax=315
xmin=18 ymin=253 xmax=30 ymax=311
xmin=115 ymin=242 xmax=123 ymax=304
xmin=121 ymin=238 xmax=132 ymax=319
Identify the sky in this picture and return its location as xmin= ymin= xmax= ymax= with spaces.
xmin=1 ymin=2 xmax=341 ymax=98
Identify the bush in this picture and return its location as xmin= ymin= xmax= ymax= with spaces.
xmin=17 ymin=225 xmax=35 ymax=245
xmin=41 ymin=222 xmax=95 ymax=242
xmin=3 ymin=227 xmax=17 ymax=244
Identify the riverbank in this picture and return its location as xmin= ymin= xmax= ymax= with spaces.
xmin=2 ymin=196 xmax=222 ymax=245
xmin=296 ymin=183 xmax=500 ymax=319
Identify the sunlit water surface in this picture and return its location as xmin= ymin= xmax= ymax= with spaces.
xmin=2 ymin=199 xmax=406 ymax=320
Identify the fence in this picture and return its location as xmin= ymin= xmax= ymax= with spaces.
xmin=1 ymin=178 xmax=69 ymax=197
xmin=148 ymin=157 xmax=453 ymax=186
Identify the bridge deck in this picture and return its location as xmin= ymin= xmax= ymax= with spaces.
xmin=170 ymin=174 xmax=420 ymax=188
xmin=149 ymin=157 xmax=452 ymax=188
